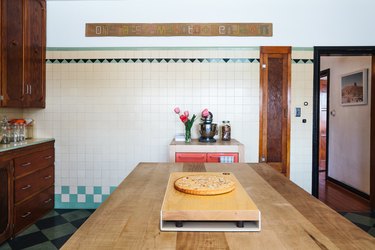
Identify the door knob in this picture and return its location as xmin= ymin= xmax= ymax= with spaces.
xmin=330 ymin=109 xmax=336 ymax=117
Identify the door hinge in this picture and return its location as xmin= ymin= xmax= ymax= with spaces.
xmin=261 ymin=156 xmax=266 ymax=162
xmin=262 ymin=64 xmax=267 ymax=69
xmin=0 ymin=95 xmax=3 ymax=101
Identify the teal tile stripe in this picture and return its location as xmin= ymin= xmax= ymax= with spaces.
xmin=55 ymin=186 xmax=117 ymax=209
xmin=45 ymin=58 xmax=313 ymax=64
xmin=55 ymin=194 xmax=101 ymax=209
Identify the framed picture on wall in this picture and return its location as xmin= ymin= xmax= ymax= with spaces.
xmin=341 ymin=68 xmax=368 ymax=106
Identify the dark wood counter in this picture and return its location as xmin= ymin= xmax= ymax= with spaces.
xmin=62 ymin=163 xmax=375 ymax=249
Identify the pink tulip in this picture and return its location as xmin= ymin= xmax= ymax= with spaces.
xmin=174 ymin=107 xmax=180 ymax=114
xmin=184 ymin=111 xmax=189 ymax=117
xmin=179 ymin=115 xmax=188 ymax=123
xmin=202 ymin=108 xmax=209 ymax=117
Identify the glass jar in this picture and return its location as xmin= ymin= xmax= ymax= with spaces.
xmin=221 ymin=121 xmax=231 ymax=141
xmin=19 ymin=123 xmax=26 ymax=141
xmin=26 ymin=123 xmax=34 ymax=139
xmin=0 ymin=116 xmax=11 ymax=144
xmin=11 ymin=123 xmax=19 ymax=142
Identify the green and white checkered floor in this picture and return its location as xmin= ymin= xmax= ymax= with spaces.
xmin=0 ymin=209 xmax=94 ymax=250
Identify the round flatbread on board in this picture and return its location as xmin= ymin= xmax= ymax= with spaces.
xmin=174 ymin=174 xmax=235 ymax=195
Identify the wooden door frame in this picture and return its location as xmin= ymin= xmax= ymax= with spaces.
xmin=319 ymin=68 xmax=330 ymax=179
xmin=312 ymin=46 xmax=375 ymax=211
xmin=259 ymin=46 xmax=291 ymax=178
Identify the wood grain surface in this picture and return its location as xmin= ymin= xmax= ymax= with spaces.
xmin=62 ymin=163 xmax=375 ymax=249
xmin=162 ymin=172 xmax=259 ymax=221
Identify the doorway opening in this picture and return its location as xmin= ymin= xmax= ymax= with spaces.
xmin=313 ymin=46 xmax=375 ymax=212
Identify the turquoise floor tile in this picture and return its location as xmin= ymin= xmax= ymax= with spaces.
xmin=17 ymin=224 xmax=40 ymax=237
xmin=61 ymin=210 xmax=92 ymax=222
xmin=24 ymin=241 xmax=58 ymax=250
xmin=41 ymin=223 xmax=77 ymax=241
xmin=0 ymin=243 xmax=11 ymax=250
xmin=344 ymin=213 xmax=375 ymax=227
xmin=42 ymin=210 xmax=60 ymax=219
xmin=368 ymin=227 xmax=375 ymax=237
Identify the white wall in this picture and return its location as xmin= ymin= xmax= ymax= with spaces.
xmin=47 ymin=0 xmax=375 ymax=47
xmin=321 ymin=56 xmax=372 ymax=194
xmin=26 ymin=49 xmax=263 ymax=203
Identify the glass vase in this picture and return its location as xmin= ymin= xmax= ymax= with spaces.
xmin=185 ymin=126 xmax=191 ymax=143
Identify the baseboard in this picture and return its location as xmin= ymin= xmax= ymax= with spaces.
xmin=327 ymin=176 xmax=370 ymax=200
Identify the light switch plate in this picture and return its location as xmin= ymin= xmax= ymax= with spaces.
xmin=295 ymin=107 xmax=301 ymax=117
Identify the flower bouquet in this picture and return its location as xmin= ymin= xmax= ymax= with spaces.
xmin=174 ymin=107 xmax=196 ymax=143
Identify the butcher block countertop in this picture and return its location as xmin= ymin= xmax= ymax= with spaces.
xmin=62 ymin=163 xmax=375 ymax=249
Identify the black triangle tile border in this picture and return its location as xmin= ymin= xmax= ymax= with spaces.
xmin=45 ymin=58 xmax=313 ymax=64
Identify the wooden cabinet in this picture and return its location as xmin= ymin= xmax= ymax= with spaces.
xmin=0 ymin=160 xmax=13 ymax=245
xmin=0 ymin=140 xmax=54 ymax=244
xmin=0 ymin=0 xmax=46 ymax=108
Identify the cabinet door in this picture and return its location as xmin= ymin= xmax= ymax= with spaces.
xmin=0 ymin=160 xmax=13 ymax=244
xmin=23 ymin=0 xmax=46 ymax=108
xmin=175 ymin=153 xmax=207 ymax=163
xmin=206 ymin=153 xmax=239 ymax=163
xmin=1 ymin=0 xmax=25 ymax=108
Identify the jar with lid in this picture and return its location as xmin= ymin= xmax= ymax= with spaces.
xmin=221 ymin=121 xmax=231 ymax=141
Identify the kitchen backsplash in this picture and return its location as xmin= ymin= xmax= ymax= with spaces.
xmin=1 ymin=48 xmax=313 ymax=208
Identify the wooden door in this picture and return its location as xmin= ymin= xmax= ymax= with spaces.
xmin=24 ymin=0 xmax=45 ymax=108
xmin=0 ymin=160 xmax=13 ymax=244
xmin=1 ymin=0 xmax=24 ymax=107
xmin=259 ymin=46 xmax=291 ymax=177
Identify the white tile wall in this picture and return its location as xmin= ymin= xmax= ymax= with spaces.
xmin=23 ymin=49 xmax=261 ymax=189
xmin=2 ymin=48 xmax=314 ymax=196
xmin=290 ymin=50 xmax=314 ymax=192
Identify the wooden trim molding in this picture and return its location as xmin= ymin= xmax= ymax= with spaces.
xmin=260 ymin=46 xmax=291 ymax=54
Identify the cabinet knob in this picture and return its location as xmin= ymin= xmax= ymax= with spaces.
xmin=44 ymin=175 xmax=52 ymax=180
xmin=21 ymin=162 xmax=31 ymax=167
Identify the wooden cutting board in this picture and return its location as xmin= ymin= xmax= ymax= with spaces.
xmin=160 ymin=172 xmax=261 ymax=231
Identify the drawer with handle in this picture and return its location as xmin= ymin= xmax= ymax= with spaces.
xmin=175 ymin=153 xmax=207 ymax=163
xmin=14 ymin=148 xmax=54 ymax=177
xmin=14 ymin=166 xmax=54 ymax=204
xmin=206 ymin=153 xmax=239 ymax=163
xmin=14 ymin=186 xmax=54 ymax=235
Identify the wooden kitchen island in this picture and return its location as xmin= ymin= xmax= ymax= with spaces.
xmin=62 ymin=163 xmax=375 ymax=249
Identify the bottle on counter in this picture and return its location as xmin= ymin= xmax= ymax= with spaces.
xmin=221 ymin=121 xmax=231 ymax=141
xmin=24 ymin=118 xmax=34 ymax=139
